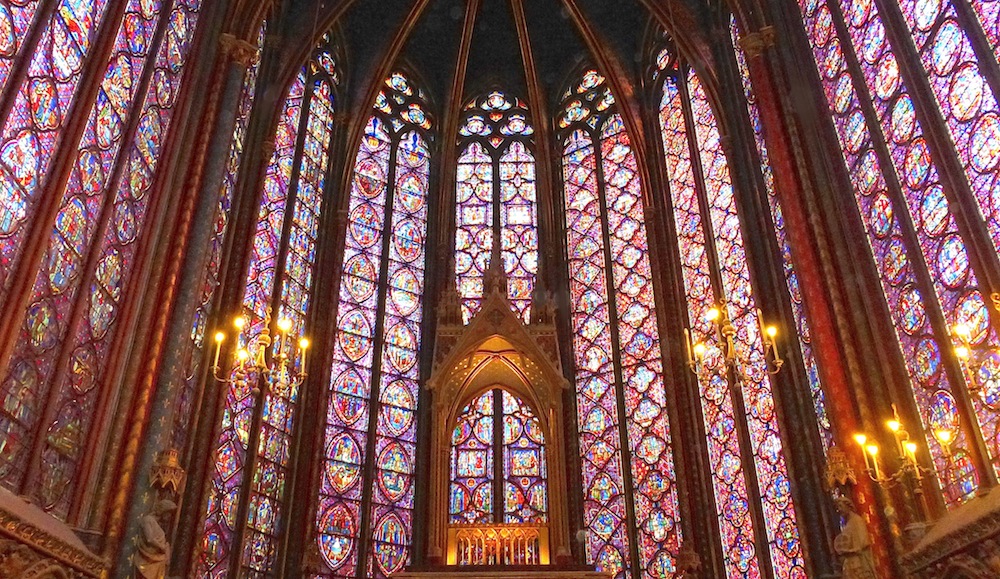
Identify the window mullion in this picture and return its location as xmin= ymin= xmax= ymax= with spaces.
xmin=492 ymin=388 xmax=504 ymax=523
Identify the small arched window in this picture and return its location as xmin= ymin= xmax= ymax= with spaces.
xmin=450 ymin=387 xmax=548 ymax=525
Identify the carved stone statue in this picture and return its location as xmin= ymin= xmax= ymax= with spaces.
xmin=132 ymin=499 xmax=177 ymax=579
xmin=834 ymin=496 xmax=877 ymax=579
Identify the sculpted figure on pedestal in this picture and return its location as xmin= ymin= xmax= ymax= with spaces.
xmin=132 ymin=500 xmax=177 ymax=579
xmin=834 ymin=497 xmax=877 ymax=579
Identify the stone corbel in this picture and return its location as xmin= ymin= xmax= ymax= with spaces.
xmin=219 ymin=33 xmax=258 ymax=67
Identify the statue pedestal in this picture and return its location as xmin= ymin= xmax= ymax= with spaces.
xmin=0 ymin=487 xmax=105 ymax=578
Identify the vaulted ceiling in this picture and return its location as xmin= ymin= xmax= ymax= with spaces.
xmin=254 ymin=0 xmax=722 ymax=126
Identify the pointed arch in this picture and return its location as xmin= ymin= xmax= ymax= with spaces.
xmin=314 ymin=70 xmax=432 ymax=579
xmin=559 ymin=68 xmax=681 ymax=579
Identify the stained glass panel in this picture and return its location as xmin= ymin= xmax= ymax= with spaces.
xmin=454 ymin=93 xmax=537 ymax=324
xmin=563 ymin=129 xmax=631 ymax=577
xmin=501 ymin=390 xmax=547 ymax=523
xmin=450 ymin=391 xmax=494 ymax=523
xmin=455 ymin=142 xmax=493 ymax=323
xmin=0 ymin=0 xmax=41 ymax=93
xmin=316 ymin=71 xmax=430 ymax=579
xmin=498 ymin=142 xmax=537 ymax=323
xmin=659 ymin=75 xmax=762 ymax=579
xmin=0 ymin=0 xmax=112 ymax=301
xmin=797 ymin=0 xmax=992 ymax=499
xmin=196 ymin=69 xmax=306 ymax=578
xmin=241 ymin=76 xmax=334 ymax=577
xmin=367 ymin=130 xmax=428 ymax=578
xmin=895 ymin=0 xmax=1000 ymax=257
xmin=688 ymin=71 xmax=804 ymax=577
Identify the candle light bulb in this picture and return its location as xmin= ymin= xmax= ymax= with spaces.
xmin=904 ymin=441 xmax=917 ymax=455
xmin=766 ymin=325 xmax=778 ymax=338
xmin=865 ymin=444 xmax=879 ymax=457
xmin=886 ymin=420 xmax=901 ymax=433
xmin=299 ymin=338 xmax=310 ymax=350
xmin=955 ymin=345 xmax=971 ymax=360
xmin=693 ymin=342 xmax=706 ymax=359
xmin=935 ymin=429 xmax=954 ymax=445
xmin=953 ymin=323 xmax=971 ymax=338
xmin=234 ymin=316 xmax=246 ymax=330
xmin=706 ymin=308 xmax=721 ymax=322
xmin=237 ymin=349 xmax=250 ymax=362
xmin=214 ymin=332 xmax=225 ymax=344
xmin=277 ymin=318 xmax=292 ymax=333
xmin=853 ymin=433 xmax=868 ymax=447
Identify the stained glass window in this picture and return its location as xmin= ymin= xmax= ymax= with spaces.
xmin=0 ymin=0 xmax=42 ymax=93
xmin=0 ymin=0 xmax=113 ymax=302
xmin=196 ymin=39 xmax=337 ymax=577
xmin=796 ymin=0 xmax=1000 ymax=501
xmin=449 ymin=388 xmax=547 ymax=526
xmin=560 ymin=70 xmax=680 ymax=579
xmin=314 ymin=71 xmax=431 ymax=579
xmin=0 ymin=0 xmax=202 ymax=518
xmin=173 ymin=23 xmax=266 ymax=453
xmin=656 ymin=46 xmax=805 ymax=576
xmin=455 ymin=92 xmax=537 ymax=323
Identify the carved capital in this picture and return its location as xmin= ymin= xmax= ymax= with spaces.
xmin=738 ymin=26 xmax=777 ymax=59
xmin=220 ymin=33 xmax=257 ymax=67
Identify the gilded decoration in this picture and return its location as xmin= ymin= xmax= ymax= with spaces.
xmin=425 ymin=278 xmax=573 ymax=567
xmin=0 ymin=495 xmax=104 ymax=578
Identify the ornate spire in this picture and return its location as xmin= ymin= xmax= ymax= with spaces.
xmin=438 ymin=252 xmax=464 ymax=326
xmin=483 ymin=235 xmax=508 ymax=298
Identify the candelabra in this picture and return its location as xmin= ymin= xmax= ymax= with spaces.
xmin=950 ymin=320 xmax=999 ymax=396
xmin=853 ymin=406 xmax=941 ymax=533
xmin=684 ymin=303 xmax=783 ymax=383
xmin=211 ymin=309 xmax=310 ymax=395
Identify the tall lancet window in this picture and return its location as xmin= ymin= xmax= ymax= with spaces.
xmin=796 ymin=0 xmax=1000 ymax=503
xmin=0 ymin=0 xmax=203 ymax=518
xmin=314 ymin=72 xmax=431 ymax=579
xmin=196 ymin=39 xmax=338 ymax=578
xmin=655 ymin=48 xmax=805 ymax=578
xmin=559 ymin=70 xmax=681 ymax=578
xmin=455 ymin=92 xmax=537 ymax=323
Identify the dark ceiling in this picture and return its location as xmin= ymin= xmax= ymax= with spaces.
xmin=275 ymin=0 xmax=715 ymax=123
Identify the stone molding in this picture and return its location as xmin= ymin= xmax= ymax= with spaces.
xmin=0 ymin=509 xmax=104 ymax=578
